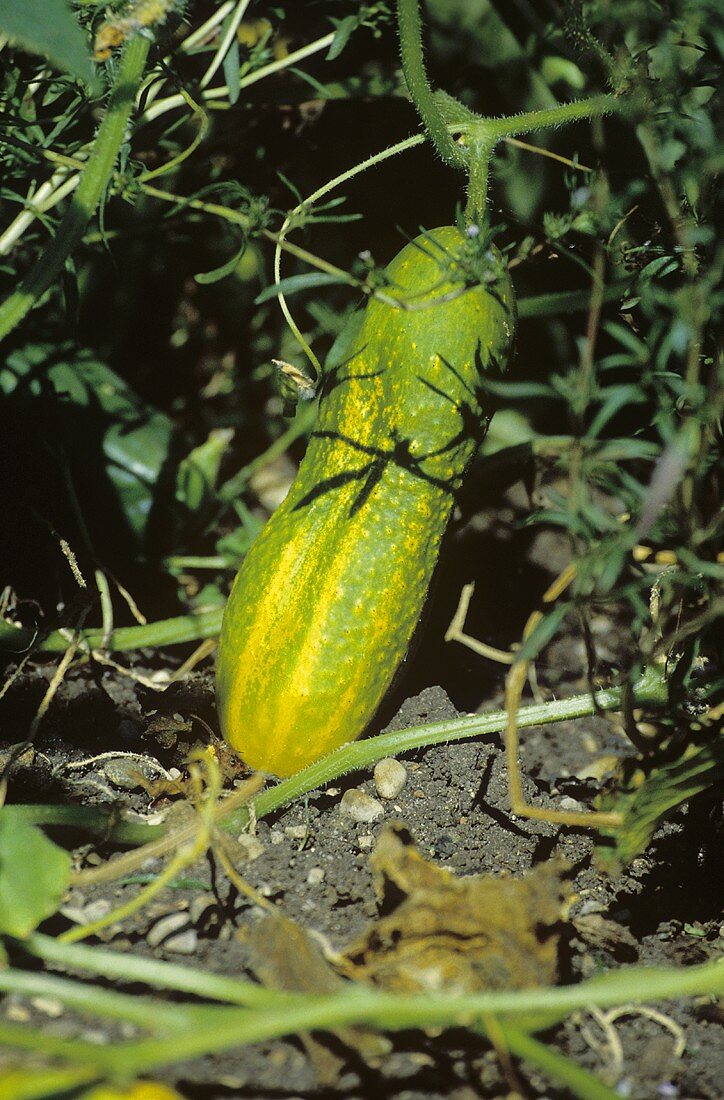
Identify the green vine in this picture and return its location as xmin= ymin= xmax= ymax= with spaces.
xmin=396 ymin=0 xmax=620 ymax=224
xmin=396 ymin=0 xmax=468 ymax=170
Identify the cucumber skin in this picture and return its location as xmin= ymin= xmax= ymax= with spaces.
xmin=216 ymin=226 xmax=515 ymax=776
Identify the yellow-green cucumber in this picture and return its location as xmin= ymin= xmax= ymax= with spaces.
xmin=216 ymin=226 xmax=515 ymax=776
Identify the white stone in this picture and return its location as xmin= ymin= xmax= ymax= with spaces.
xmin=147 ymin=911 xmax=189 ymax=947
xmin=373 ymin=758 xmax=408 ymax=799
xmin=339 ymin=789 xmax=384 ymax=823
xmin=236 ymin=834 xmax=265 ymax=861
xmin=163 ymin=929 xmax=199 ymax=955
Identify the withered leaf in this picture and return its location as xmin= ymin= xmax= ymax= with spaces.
xmin=244 ymin=914 xmax=391 ymax=1081
xmin=340 ymin=823 xmax=570 ymax=994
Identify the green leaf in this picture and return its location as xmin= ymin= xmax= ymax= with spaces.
xmin=517 ymin=604 xmax=569 ymax=664
xmin=585 ymin=384 xmax=647 ymax=440
xmin=540 ymin=56 xmax=586 ymax=90
xmin=596 ymin=737 xmax=724 ymax=868
xmin=0 ymin=0 xmax=92 ymax=86
xmin=327 ymin=15 xmax=359 ymax=61
xmin=0 ymin=813 xmax=71 ymax=937
xmin=254 ymin=272 xmax=347 ymax=304
xmin=1 ymin=343 xmax=176 ymax=544
xmin=222 ymin=28 xmax=241 ymax=105
xmin=0 ymin=1066 xmax=98 ymax=1099
xmin=175 ymin=429 xmax=234 ymax=514
xmin=195 ymin=242 xmax=247 ymax=284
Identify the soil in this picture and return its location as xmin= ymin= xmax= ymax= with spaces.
xmin=1 ymin=511 xmax=722 ymax=1100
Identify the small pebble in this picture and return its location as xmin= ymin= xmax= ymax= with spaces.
xmin=357 ymin=834 xmax=375 ymax=850
xmin=269 ymin=829 xmax=285 ymax=846
xmin=219 ymin=1077 xmax=247 ymax=1090
xmin=163 ymin=929 xmax=198 ymax=955
xmin=339 ymin=789 xmax=384 ymax=823
xmin=82 ymin=1029 xmax=111 ymax=1045
xmin=284 ymin=825 xmax=308 ymax=841
xmin=558 ymin=796 xmax=585 ymax=813
xmin=189 ymin=896 xmax=215 ymax=924
xmin=103 ymin=758 xmax=147 ymax=790
xmin=60 ymin=898 xmax=112 ymax=926
xmin=307 ymin=867 xmax=325 ymax=886
xmin=30 ymin=997 xmax=64 ymax=1018
xmin=147 ymin=911 xmax=190 ymax=948
xmin=236 ymin=834 xmax=265 ymax=861
xmin=373 ymin=758 xmax=407 ymax=800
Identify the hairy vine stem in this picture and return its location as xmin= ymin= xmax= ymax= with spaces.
xmin=396 ymin=0 xmax=619 ymax=225
xmin=5 ymin=667 xmax=668 ymax=846
xmin=396 ymin=0 xmax=468 ymax=169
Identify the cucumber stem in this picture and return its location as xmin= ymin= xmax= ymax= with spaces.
xmin=396 ymin=0 xmax=468 ymax=170
xmin=396 ymin=0 xmax=621 ymax=219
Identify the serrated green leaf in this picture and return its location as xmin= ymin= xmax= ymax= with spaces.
xmin=0 ymin=0 xmax=92 ymax=86
xmin=0 ymin=813 xmax=71 ymax=937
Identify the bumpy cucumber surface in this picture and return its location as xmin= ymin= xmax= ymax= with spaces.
xmin=216 ymin=226 xmax=515 ymax=776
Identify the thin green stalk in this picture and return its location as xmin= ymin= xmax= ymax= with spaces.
xmin=498 ymin=1024 xmax=620 ymax=1100
xmin=517 ymin=281 xmax=628 ymax=319
xmin=164 ymin=555 xmax=235 ymax=570
xmin=397 ymin=0 xmax=467 ymax=169
xmin=465 ymin=136 xmax=494 ymax=226
xmin=480 ymin=95 xmax=618 ymax=142
xmin=140 ymin=31 xmax=336 ymax=124
xmin=0 ymin=970 xmax=211 ymax=1032
xmin=23 ymin=933 xmax=281 ymax=1007
xmin=0 ymin=35 xmax=150 ymax=342
xmin=0 ymin=606 xmax=223 ymax=655
xmin=0 ymin=957 xmax=720 ymax=1076
xmin=1 ymin=803 xmax=161 ymax=845
xmin=217 ymin=399 xmax=317 ymax=502
xmin=240 ymin=667 xmax=666 ymax=831
xmin=22 ymin=933 xmax=721 ymax=1041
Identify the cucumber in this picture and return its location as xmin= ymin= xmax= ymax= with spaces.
xmin=216 ymin=226 xmax=515 ymax=776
